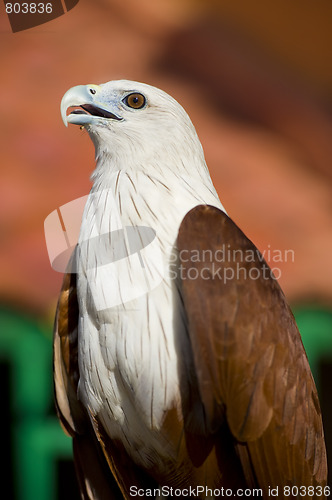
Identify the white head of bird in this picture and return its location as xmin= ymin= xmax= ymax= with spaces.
xmin=61 ymin=80 xmax=211 ymax=188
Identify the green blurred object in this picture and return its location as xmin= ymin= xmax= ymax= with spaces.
xmin=0 ymin=305 xmax=331 ymax=499
xmin=0 ymin=307 xmax=72 ymax=500
xmin=294 ymin=306 xmax=332 ymax=387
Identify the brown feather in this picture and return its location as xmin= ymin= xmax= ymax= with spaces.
xmin=53 ymin=251 xmax=85 ymax=436
xmin=177 ymin=205 xmax=327 ymax=497
xmin=73 ymin=430 xmax=123 ymax=500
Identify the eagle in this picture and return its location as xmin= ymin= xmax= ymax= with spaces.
xmin=55 ymin=80 xmax=327 ymax=499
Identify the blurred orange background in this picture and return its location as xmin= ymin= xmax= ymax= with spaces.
xmin=1 ymin=0 xmax=332 ymax=316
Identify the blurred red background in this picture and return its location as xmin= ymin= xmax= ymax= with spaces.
xmin=1 ymin=0 xmax=332 ymax=316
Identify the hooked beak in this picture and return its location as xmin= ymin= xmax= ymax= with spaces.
xmin=61 ymin=84 xmax=123 ymax=127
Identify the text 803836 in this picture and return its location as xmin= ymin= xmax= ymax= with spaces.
xmin=5 ymin=3 xmax=53 ymax=14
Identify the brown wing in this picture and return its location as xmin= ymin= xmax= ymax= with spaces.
xmin=177 ymin=205 xmax=327 ymax=497
xmin=53 ymin=251 xmax=84 ymax=437
xmin=53 ymin=250 xmax=156 ymax=500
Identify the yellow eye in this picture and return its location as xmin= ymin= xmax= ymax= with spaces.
xmin=124 ymin=93 xmax=146 ymax=109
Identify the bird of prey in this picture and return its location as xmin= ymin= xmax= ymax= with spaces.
xmin=55 ymin=80 xmax=327 ymax=499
